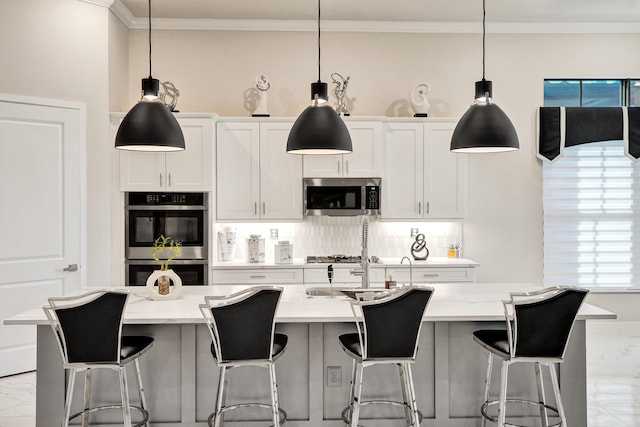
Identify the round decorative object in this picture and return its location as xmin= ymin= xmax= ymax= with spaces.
xmin=146 ymin=269 xmax=182 ymax=300
xmin=411 ymin=233 xmax=430 ymax=261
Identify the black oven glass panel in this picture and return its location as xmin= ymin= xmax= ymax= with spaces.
xmin=128 ymin=210 xmax=204 ymax=247
xmin=127 ymin=263 xmax=207 ymax=286
xmin=306 ymin=186 xmax=361 ymax=210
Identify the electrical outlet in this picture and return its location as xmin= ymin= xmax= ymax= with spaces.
xmin=327 ymin=366 xmax=342 ymax=387
xmin=270 ymin=228 xmax=278 ymax=239
xmin=411 ymin=228 xmax=419 ymax=237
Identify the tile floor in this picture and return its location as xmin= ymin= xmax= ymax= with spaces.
xmin=0 ymin=322 xmax=638 ymax=426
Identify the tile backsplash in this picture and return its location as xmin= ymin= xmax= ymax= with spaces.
xmin=214 ymin=217 xmax=463 ymax=262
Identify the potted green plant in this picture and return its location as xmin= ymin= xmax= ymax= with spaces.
xmin=148 ymin=235 xmax=183 ymax=297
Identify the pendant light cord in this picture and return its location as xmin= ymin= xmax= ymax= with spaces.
xmin=482 ymin=0 xmax=486 ymax=81
xmin=317 ymin=0 xmax=321 ymax=81
xmin=148 ymin=0 xmax=152 ymax=78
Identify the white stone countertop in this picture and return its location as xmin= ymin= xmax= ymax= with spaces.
xmin=5 ymin=283 xmax=615 ymax=326
xmin=210 ymin=257 xmax=479 ymax=269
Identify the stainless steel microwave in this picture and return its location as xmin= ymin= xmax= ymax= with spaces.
xmin=303 ymin=177 xmax=381 ymax=216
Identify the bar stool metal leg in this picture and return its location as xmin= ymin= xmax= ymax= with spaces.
xmin=350 ymin=363 xmax=364 ymax=427
xmin=481 ymin=352 xmax=493 ymax=427
xmin=269 ymin=364 xmax=282 ymax=426
xmin=398 ymin=363 xmax=412 ymax=424
xmin=549 ymin=363 xmax=567 ymax=427
xmin=64 ymin=370 xmax=77 ymax=427
xmin=119 ymin=366 xmax=133 ymax=427
xmin=133 ymin=359 xmax=150 ymax=427
xmin=82 ymin=369 xmax=92 ymax=427
xmin=497 ymin=360 xmax=509 ymax=427
xmin=405 ymin=363 xmax=420 ymax=427
xmin=535 ymin=362 xmax=549 ymax=426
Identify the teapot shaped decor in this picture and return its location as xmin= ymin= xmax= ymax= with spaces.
xmin=410 ymin=233 xmax=430 ymax=261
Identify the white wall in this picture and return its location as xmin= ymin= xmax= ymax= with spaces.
xmin=0 ymin=0 xmax=113 ymax=287
xmin=128 ymin=29 xmax=640 ymax=317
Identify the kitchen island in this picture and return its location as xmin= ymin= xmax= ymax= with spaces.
xmin=6 ymin=283 xmax=615 ymax=427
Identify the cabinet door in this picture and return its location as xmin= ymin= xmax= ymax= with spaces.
xmin=343 ymin=121 xmax=383 ymax=177
xmin=165 ymin=117 xmax=213 ymax=191
xmin=424 ymin=122 xmax=465 ymax=218
xmin=260 ymin=122 xmax=303 ymax=220
xmin=381 ymin=122 xmax=424 ymax=219
xmin=303 ymin=153 xmax=342 ymax=177
xmin=119 ymin=151 xmax=165 ymax=191
xmin=216 ymin=122 xmax=260 ymax=220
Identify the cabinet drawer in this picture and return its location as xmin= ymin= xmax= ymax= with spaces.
xmin=304 ymin=267 xmax=386 ymax=284
xmin=213 ymin=268 xmax=303 ymax=284
xmin=386 ymin=267 xmax=475 ymax=284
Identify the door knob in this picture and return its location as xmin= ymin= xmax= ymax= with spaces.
xmin=63 ymin=264 xmax=78 ymax=272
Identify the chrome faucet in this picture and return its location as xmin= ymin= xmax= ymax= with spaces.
xmin=401 ymin=256 xmax=413 ymax=286
xmin=350 ymin=216 xmax=370 ymax=288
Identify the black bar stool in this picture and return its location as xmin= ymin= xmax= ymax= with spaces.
xmin=42 ymin=289 xmax=154 ymax=427
xmin=472 ymin=286 xmax=588 ymax=427
xmin=199 ymin=285 xmax=287 ymax=427
xmin=338 ymin=285 xmax=434 ymax=427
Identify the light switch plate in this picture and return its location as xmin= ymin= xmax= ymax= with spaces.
xmin=270 ymin=228 xmax=278 ymax=239
xmin=411 ymin=228 xmax=419 ymax=237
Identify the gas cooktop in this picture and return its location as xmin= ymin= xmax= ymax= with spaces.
xmin=306 ymin=255 xmax=361 ymax=264
xmin=306 ymin=255 xmax=381 ymax=264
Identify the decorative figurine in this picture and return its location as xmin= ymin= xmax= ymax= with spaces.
xmin=411 ymin=233 xmax=430 ymax=261
xmin=331 ymin=72 xmax=350 ymax=116
xmin=410 ymin=83 xmax=431 ymax=117
xmin=160 ymin=81 xmax=180 ymax=112
xmin=252 ymin=74 xmax=271 ymax=117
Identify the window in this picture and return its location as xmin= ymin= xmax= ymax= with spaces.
xmin=543 ymin=79 xmax=640 ymax=290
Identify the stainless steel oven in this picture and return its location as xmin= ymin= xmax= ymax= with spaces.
xmin=125 ymin=192 xmax=209 ymax=286
xmin=125 ymin=260 xmax=208 ymax=286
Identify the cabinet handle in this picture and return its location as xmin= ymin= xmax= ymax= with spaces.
xmin=418 ymin=202 xmax=421 ymax=215
xmin=346 ymin=160 xmax=349 ymax=175
xmin=250 ymin=275 xmax=267 ymax=279
xmin=262 ymin=202 xmax=265 ymax=215
xmin=254 ymin=202 xmax=258 ymax=215
xmin=160 ymin=173 xmax=163 ymax=187
xmin=426 ymin=202 xmax=430 ymax=215
xmin=168 ymin=173 xmax=172 ymax=187
xmin=423 ymin=273 xmax=440 ymax=277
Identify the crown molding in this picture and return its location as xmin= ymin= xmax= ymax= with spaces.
xmin=108 ymin=0 xmax=640 ymax=34
xmin=79 ymin=0 xmax=114 ymax=7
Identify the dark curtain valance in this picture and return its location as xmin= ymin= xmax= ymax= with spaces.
xmin=537 ymin=107 xmax=640 ymax=162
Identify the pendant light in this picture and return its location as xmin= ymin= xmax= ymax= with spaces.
xmin=450 ymin=0 xmax=519 ymax=153
xmin=286 ymin=0 xmax=352 ymax=155
xmin=115 ymin=0 xmax=185 ymax=152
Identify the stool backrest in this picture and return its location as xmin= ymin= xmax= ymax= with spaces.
xmin=352 ymin=286 xmax=433 ymax=361
xmin=201 ymin=286 xmax=282 ymax=363
xmin=43 ymin=290 xmax=128 ymax=365
xmin=506 ymin=286 xmax=588 ymax=360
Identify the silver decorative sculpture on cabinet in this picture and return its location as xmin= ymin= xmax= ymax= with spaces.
xmin=331 ymin=72 xmax=350 ymax=116
xmin=252 ymin=74 xmax=271 ymax=117
xmin=160 ymin=81 xmax=180 ymax=112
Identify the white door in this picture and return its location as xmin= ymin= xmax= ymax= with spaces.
xmin=0 ymin=95 xmax=84 ymax=376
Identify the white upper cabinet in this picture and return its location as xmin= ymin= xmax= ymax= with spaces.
xmin=382 ymin=120 xmax=466 ymax=219
xmin=303 ymin=120 xmax=383 ymax=178
xmin=216 ymin=120 xmax=302 ymax=221
xmin=116 ymin=114 xmax=214 ymax=192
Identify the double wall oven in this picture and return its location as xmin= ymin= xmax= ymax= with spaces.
xmin=125 ymin=192 xmax=208 ymax=286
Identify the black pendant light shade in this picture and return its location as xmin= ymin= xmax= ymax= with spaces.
xmin=115 ymin=96 xmax=185 ymax=151
xmin=115 ymin=0 xmax=185 ymax=152
xmin=287 ymin=103 xmax=352 ymax=154
xmin=450 ymin=0 xmax=519 ymax=153
xmin=286 ymin=0 xmax=352 ymax=155
xmin=450 ymin=99 xmax=519 ymax=153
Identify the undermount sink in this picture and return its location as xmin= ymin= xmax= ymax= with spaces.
xmin=304 ymin=287 xmax=389 ymax=298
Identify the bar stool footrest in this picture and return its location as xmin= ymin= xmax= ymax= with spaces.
xmin=481 ymin=399 xmax=561 ymax=427
xmin=207 ymin=403 xmax=287 ymax=427
xmin=341 ymin=400 xmax=423 ymax=427
xmin=69 ymin=404 xmax=149 ymax=427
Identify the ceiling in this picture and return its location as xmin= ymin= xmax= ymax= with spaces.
xmin=117 ymin=0 xmax=640 ymax=25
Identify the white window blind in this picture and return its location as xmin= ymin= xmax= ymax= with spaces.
xmin=543 ymin=140 xmax=640 ymax=290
